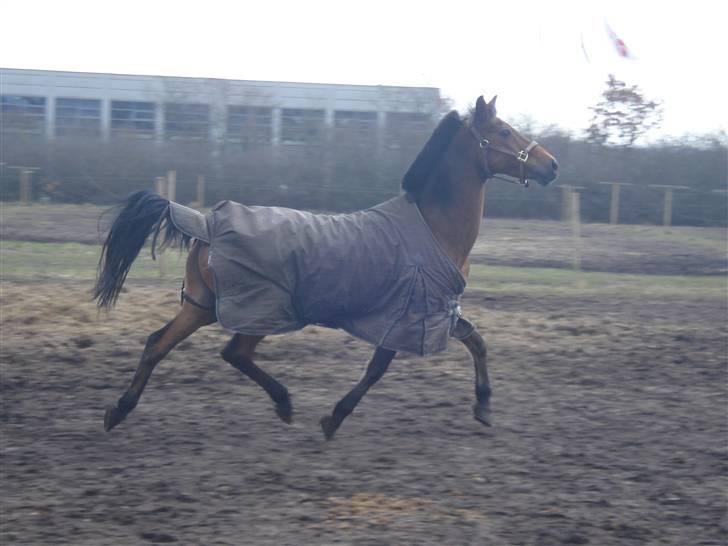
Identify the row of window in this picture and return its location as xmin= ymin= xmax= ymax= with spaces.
xmin=1 ymin=95 xmax=433 ymax=145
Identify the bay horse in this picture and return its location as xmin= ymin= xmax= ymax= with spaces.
xmin=94 ymin=95 xmax=558 ymax=439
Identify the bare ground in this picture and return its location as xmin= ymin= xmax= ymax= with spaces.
xmin=1 ymin=277 xmax=726 ymax=545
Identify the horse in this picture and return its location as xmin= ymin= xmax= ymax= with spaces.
xmin=94 ymin=95 xmax=558 ymax=440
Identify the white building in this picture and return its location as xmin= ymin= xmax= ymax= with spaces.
xmin=0 ymin=68 xmax=441 ymax=146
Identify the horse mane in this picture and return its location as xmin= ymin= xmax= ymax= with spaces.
xmin=401 ymin=110 xmax=464 ymax=198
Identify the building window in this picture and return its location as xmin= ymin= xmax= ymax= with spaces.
xmin=226 ymin=106 xmax=272 ymax=145
xmin=111 ymin=100 xmax=155 ymax=138
xmin=55 ymin=98 xmax=102 ymax=137
xmin=0 ymin=95 xmax=46 ymax=134
xmin=385 ymin=112 xmax=433 ymax=148
xmin=164 ymin=103 xmax=209 ymax=140
xmin=281 ymin=108 xmax=325 ymax=144
xmin=334 ymin=110 xmax=377 ymax=146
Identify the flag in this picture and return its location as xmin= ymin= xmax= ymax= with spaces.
xmin=605 ymin=22 xmax=635 ymax=59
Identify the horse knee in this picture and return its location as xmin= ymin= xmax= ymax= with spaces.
xmin=452 ymin=316 xmax=476 ymax=340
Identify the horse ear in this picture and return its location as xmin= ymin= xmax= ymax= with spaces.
xmin=475 ymin=95 xmax=495 ymax=124
xmin=488 ymin=95 xmax=498 ymax=112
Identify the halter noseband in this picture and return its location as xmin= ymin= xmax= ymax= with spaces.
xmin=469 ymin=125 xmax=539 ymax=187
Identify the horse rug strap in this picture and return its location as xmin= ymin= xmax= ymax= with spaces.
xmin=168 ymin=195 xmax=467 ymax=356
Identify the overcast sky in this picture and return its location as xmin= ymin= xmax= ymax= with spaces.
xmin=1 ymin=0 xmax=725 ymax=139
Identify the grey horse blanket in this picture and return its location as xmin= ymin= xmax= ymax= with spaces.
xmin=169 ymin=195 xmax=466 ymax=356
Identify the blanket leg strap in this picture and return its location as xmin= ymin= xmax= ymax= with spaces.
xmin=180 ymin=280 xmax=215 ymax=312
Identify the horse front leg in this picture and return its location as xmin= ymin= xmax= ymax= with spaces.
xmin=453 ymin=316 xmax=492 ymax=426
xmin=320 ymin=347 xmax=396 ymax=440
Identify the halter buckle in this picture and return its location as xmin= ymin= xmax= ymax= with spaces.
xmin=479 ymin=138 xmax=489 ymax=149
xmin=517 ymin=141 xmax=539 ymax=163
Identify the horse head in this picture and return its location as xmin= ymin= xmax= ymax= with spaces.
xmin=470 ymin=95 xmax=558 ymax=186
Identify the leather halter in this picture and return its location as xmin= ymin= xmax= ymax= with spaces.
xmin=469 ymin=125 xmax=539 ymax=187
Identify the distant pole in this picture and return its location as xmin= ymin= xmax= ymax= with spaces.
xmin=196 ymin=175 xmax=205 ymax=207
xmin=663 ymin=188 xmax=673 ymax=226
xmin=155 ymin=176 xmax=167 ymax=197
xmin=570 ymin=190 xmax=582 ymax=273
xmin=649 ymin=184 xmax=691 ymax=227
xmin=166 ymin=170 xmax=177 ymax=202
xmin=19 ymin=170 xmax=32 ymax=204
xmin=559 ymin=185 xmax=585 ymax=222
xmin=561 ymin=187 xmax=572 ymax=221
xmin=598 ymin=182 xmax=633 ymax=225
xmin=8 ymin=166 xmax=39 ymax=205
xmin=609 ymin=184 xmax=620 ymax=225
xmin=155 ymin=176 xmax=170 ymax=278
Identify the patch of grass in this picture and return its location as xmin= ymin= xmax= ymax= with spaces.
xmin=0 ymin=240 xmax=185 ymax=280
xmin=608 ymin=223 xmax=727 ymax=252
xmin=466 ymin=264 xmax=727 ymax=299
xmin=1 ymin=240 xmax=725 ymax=300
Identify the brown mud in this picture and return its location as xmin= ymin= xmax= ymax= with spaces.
xmin=1 ymin=278 xmax=726 ymax=545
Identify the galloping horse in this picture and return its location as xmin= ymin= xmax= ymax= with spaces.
xmin=95 ymin=96 xmax=558 ymax=439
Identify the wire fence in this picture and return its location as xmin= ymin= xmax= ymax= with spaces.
xmin=2 ymin=166 xmax=724 ymax=229
xmin=1 ymin=131 xmax=726 ymax=226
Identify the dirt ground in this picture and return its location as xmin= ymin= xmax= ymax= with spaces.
xmin=1 ymin=280 xmax=726 ymax=545
xmin=1 ymin=204 xmax=727 ymax=545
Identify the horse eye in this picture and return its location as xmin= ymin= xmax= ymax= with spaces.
xmin=499 ymin=128 xmax=511 ymax=138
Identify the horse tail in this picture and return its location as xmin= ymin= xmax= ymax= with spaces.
xmin=94 ymin=190 xmax=191 ymax=310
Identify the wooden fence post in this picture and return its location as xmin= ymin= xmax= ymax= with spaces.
xmin=559 ymin=185 xmax=584 ymax=221
xmin=609 ymin=184 xmax=620 ymax=225
xmin=561 ymin=187 xmax=572 ymax=221
xmin=155 ymin=176 xmax=167 ymax=197
xmin=155 ymin=176 xmax=169 ymax=278
xmin=19 ymin=170 xmax=32 ymax=204
xmin=648 ymin=184 xmax=691 ymax=226
xmin=598 ymin=182 xmax=633 ymax=225
xmin=8 ymin=166 xmax=39 ymax=205
xmin=196 ymin=175 xmax=205 ymax=207
xmin=570 ymin=190 xmax=582 ymax=274
xmin=166 ymin=170 xmax=176 ymax=202
xmin=663 ymin=188 xmax=673 ymax=226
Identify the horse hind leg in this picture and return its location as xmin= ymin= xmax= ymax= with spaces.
xmin=220 ymin=334 xmax=293 ymax=424
xmin=104 ymin=301 xmax=216 ymax=431
xmin=104 ymin=242 xmax=216 ymax=431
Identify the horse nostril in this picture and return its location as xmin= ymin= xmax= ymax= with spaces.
xmin=551 ymin=159 xmax=559 ymax=171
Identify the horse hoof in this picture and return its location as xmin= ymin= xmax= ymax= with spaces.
xmin=104 ymin=405 xmax=126 ymax=432
xmin=320 ymin=416 xmax=337 ymax=441
xmin=275 ymin=401 xmax=293 ymax=424
xmin=473 ymin=404 xmax=492 ymax=427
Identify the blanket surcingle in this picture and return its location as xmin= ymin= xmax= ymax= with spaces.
xmin=168 ymin=195 xmax=466 ymax=356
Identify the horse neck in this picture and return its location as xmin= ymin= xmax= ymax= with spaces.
xmin=418 ymin=162 xmax=485 ymax=270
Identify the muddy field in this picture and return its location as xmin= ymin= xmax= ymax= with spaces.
xmin=1 ymin=204 xmax=727 ymax=545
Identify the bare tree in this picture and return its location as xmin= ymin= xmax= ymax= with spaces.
xmin=587 ymin=74 xmax=662 ymax=147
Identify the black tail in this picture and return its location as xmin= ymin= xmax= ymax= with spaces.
xmin=93 ymin=190 xmax=190 ymax=309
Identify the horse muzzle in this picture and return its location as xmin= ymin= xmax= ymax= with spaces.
xmin=533 ymin=158 xmax=559 ymax=186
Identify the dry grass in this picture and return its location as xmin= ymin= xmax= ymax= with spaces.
xmin=0 ymin=280 xmax=181 ymax=338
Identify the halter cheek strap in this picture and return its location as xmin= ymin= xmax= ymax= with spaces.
xmin=469 ymin=125 xmax=539 ymax=187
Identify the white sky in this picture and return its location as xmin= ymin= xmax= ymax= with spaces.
xmin=1 ymin=0 xmax=726 ymax=139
